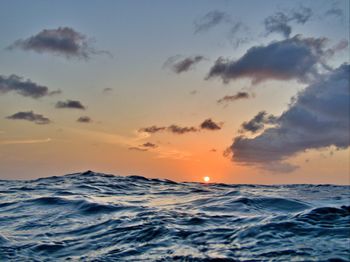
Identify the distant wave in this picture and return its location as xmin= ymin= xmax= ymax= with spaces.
xmin=0 ymin=171 xmax=349 ymax=261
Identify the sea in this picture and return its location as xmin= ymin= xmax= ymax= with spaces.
xmin=0 ymin=171 xmax=349 ymax=261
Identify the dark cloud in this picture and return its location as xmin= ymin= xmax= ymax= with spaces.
xmin=128 ymin=147 xmax=148 ymax=152
xmin=190 ymin=90 xmax=198 ymax=95
xmin=167 ymin=125 xmax=198 ymax=134
xmin=138 ymin=125 xmax=197 ymax=135
xmin=6 ymin=111 xmax=51 ymax=125
xmin=7 ymin=27 xmax=108 ymax=59
xmin=264 ymin=6 xmax=313 ymax=38
xmin=139 ymin=119 xmax=222 ymax=135
xmin=207 ymin=35 xmax=334 ymax=84
xmin=240 ymin=111 xmax=278 ymax=133
xmin=164 ymin=55 xmax=205 ymax=74
xmin=227 ymin=64 xmax=349 ymax=173
xmin=217 ymin=92 xmax=250 ymax=104
xmin=194 ymin=10 xmax=231 ymax=33
xmin=200 ymin=119 xmax=222 ymax=130
xmin=77 ymin=116 xmax=92 ymax=123
xmin=0 ymin=74 xmax=60 ymax=99
xmin=141 ymin=142 xmax=158 ymax=148
xmin=138 ymin=126 xmax=167 ymax=134
xmin=56 ymin=100 xmax=86 ymax=110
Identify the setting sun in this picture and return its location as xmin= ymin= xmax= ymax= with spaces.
xmin=203 ymin=176 xmax=210 ymax=183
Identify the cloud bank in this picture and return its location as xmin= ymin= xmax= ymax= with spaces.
xmin=227 ymin=64 xmax=349 ymax=173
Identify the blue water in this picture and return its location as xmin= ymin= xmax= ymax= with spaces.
xmin=0 ymin=171 xmax=349 ymax=261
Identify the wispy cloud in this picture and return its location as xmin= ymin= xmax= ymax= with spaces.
xmin=6 ymin=111 xmax=51 ymax=125
xmin=0 ymin=74 xmax=60 ymax=99
xmin=102 ymin=87 xmax=113 ymax=93
xmin=217 ymin=92 xmax=250 ymax=104
xmin=7 ymin=27 xmax=110 ymax=59
xmin=164 ymin=55 xmax=205 ymax=74
xmin=0 ymin=138 xmax=51 ymax=145
xmin=142 ymin=142 xmax=158 ymax=148
xmin=264 ymin=6 xmax=313 ymax=38
xmin=194 ymin=10 xmax=231 ymax=34
xmin=128 ymin=146 xmax=148 ymax=152
xmin=56 ymin=100 xmax=86 ymax=110
xmin=194 ymin=10 xmax=252 ymax=48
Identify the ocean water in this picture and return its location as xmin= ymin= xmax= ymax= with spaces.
xmin=0 ymin=171 xmax=349 ymax=261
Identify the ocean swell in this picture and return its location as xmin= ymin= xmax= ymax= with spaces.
xmin=0 ymin=171 xmax=349 ymax=261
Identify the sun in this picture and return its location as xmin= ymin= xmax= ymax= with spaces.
xmin=203 ymin=176 xmax=210 ymax=183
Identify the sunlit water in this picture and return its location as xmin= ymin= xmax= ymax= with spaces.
xmin=0 ymin=171 xmax=349 ymax=261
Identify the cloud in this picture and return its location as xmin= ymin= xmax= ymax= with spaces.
xmin=227 ymin=64 xmax=349 ymax=173
xmin=141 ymin=142 xmax=158 ymax=148
xmin=324 ymin=1 xmax=345 ymax=20
xmin=56 ymin=100 xmax=86 ymax=110
xmin=164 ymin=55 xmax=205 ymax=74
xmin=6 ymin=111 xmax=51 ymax=125
xmin=139 ymin=119 xmax=223 ymax=135
xmin=128 ymin=147 xmax=148 ymax=152
xmin=0 ymin=74 xmax=60 ymax=99
xmin=0 ymin=138 xmax=51 ymax=145
xmin=240 ymin=111 xmax=277 ymax=133
xmin=102 ymin=87 xmax=113 ymax=93
xmin=7 ymin=27 xmax=108 ymax=59
xmin=77 ymin=116 xmax=92 ymax=123
xmin=200 ymin=119 xmax=222 ymax=130
xmin=206 ymin=35 xmax=335 ymax=84
xmin=264 ymin=6 xmax=313 ymax=38
xmin=167 ymin=125 xmax=198 ymax=134
xmin=194 ymin=11 xmax=251 ymax=48
xmin=194 ymin=10 xmax=231 ymax=33
xmin=138 ymin=126 xmax=167 ymax=134
xmin=217 ymin=92 xmax=250 ymax=104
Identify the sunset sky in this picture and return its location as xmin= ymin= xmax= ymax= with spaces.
xmin=0 ymin=0 xmax=349 ymax=184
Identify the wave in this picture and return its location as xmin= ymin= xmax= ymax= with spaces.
xmin=0 ymin=171 xmax=349 ymax=261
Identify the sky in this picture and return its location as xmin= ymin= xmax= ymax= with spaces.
xmin=0 ymin=0 xmax=349 ymax=184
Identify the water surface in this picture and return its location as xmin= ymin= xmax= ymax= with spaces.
xmin=0 ymin=171 xmax=349 ymax=261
